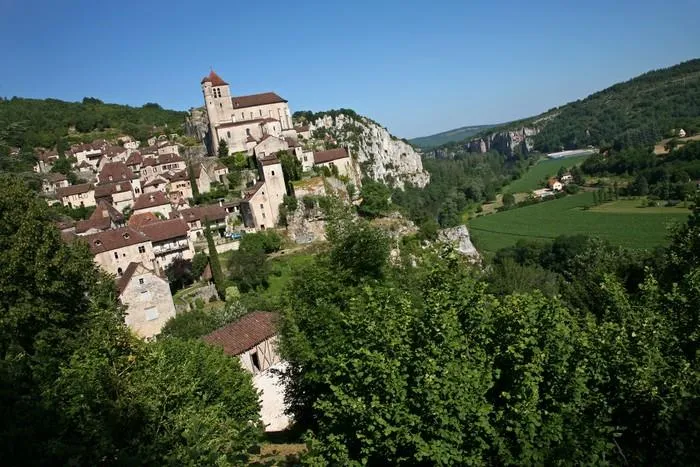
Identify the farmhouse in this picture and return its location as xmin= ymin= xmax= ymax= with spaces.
xmin=117 ymin=262 xmax=176 ymax=339
xmin=57 ymin=183 xmax=96 ymax=208
xmin=203 ymin=311 xmax=280 ymax=375
xmin=84 ymin=227 xmax=155 ymax=276
xmin=547 ymin=177 xmax=563 ymax=191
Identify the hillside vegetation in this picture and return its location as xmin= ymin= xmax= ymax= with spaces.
xmin=0 ymin=97 xmax=186 ymax=152
xmin=409 ymin=123 xmax=498 ymax=149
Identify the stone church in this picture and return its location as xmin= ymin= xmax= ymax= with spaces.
xmin=201 ymin=70 xmax=294 ymax=155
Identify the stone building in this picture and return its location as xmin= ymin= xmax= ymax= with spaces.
xmin=313 ymin=147 xmax=355 ymax=179
xmin=132 ymin=191 xmax=173 ymax=218
xmin=57 ymin=183 xmax=96 ymax=208
xmin=240 ymin=156 xmax=286 ymax=230
xmin=201 ymin=70 xmax=292 ymax=155
xmin=203 ymin=311 xmax=280 ymax=375
xmin=117 ymin=262 xmax=176 ymax=339
xmin=84 ymin=227 xmax=155 ymax=277
xmin=137 ymin=218 xmax=194 ymax=270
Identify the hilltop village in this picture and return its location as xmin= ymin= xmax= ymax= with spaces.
xmin=39 ymin=70 xmax=360 ymax=339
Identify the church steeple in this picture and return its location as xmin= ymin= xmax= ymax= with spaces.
xmin=200 ymin=69 xmax=228 ymax=86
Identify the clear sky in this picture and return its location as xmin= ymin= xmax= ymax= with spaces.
xmin=1 ymin=0 xmax=699 ymax=138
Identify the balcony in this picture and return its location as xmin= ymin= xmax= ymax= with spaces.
xmin=153 ymin=240 xmax=189 ymax=255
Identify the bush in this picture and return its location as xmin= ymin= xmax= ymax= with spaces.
xmin=564 ymin=183 xmax=581 ymax=194
xmin=239 ymin=230 xmax=282 ymax=254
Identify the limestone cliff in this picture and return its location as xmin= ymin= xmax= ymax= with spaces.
xmin=437 ymin=225 xmax=480 ymax=262
xmin=428 ymin=126 xmax=539 ymax=159
xmin=307 ymin=112 xmax=429 ymax=189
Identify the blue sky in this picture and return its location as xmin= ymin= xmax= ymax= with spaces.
xmin=1 ymin=0 xmax=699 ymax=138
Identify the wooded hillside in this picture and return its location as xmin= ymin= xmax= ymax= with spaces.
xmin=0 ymin=97 xmax=186 ymax=152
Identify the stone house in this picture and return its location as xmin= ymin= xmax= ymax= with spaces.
xmin=95 ymin=181 xmax=135 ymax=212
xmin=203 ymin=311 xmax=280 ymax=375
xmin=137 ymin=218 xmax=194 ymax=270
xmin=132 ymin=191 xmax=173 ymax=218
xmin=548 ymin=177 xmax=563 ymax=191
xmin=84 ymin=227 xmax=155 ymax=277
xmin=33 ymin=150 xmax=59 ymax=173
xmin=140 ymin=153 xmax=186 ymax=182
xmin=254 ymin=135 xmax=289 ymax=158
xmin=75 ymin=200 xmax=126 ymax=235
xmin=165 ymin=163 xmax=213 ymax=203
xmin=117 ymin=262 xmax=176 ymax=339
xmin=170 ymin=204 xmax=228 ymax=241
xmin=239 ymin=156 xmax=286 ymax=231
xmin=142 ymin=176 xmax=169 ymax=194
xmin=209 ymin=161 xmax=229 ymax=184
xmin=313 ymin=147 xmax=354 ymax=178
xmin=42 ymin=173 xmax=70 ymax=194
xmin=57 ymin=183 xmax=96 ymax=208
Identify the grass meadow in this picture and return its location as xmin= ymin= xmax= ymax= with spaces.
xmin=468 ymin=192 xmax=690 ymax=254
xmin=506 ymin=154 xmax=590 ymax=193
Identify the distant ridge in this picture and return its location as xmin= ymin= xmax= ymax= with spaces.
xmin=410 ymin=124 xmax=499 ymax=149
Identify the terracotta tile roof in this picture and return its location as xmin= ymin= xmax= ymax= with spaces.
xmin=314 ymin=147 xmax=349 ymax=164
xmin=76 ymin=200 xmax=124 ymax=233
xmin=83 ymin=227 xmax=150 ymax=254
xmin=259 ymin=156 xmax=280 ymax=167
xmin=98 ymin=161 xmax=135 ymax=184
xmin=46 ymin=172 xmax=68 ymax=182
xmin=166 ymin=170 xmax=190 ymax=183
xmin=243 ymin=181 xmax=265 ymax=200
xmin=138 ymin=218 xmax=188 ymax=243
xmin=116 ymin=262 xmax=140 ymax=294
xmin=173 ymin=204 xmax=227 ymax=223
xmin=157 ymin=153 xmax=183 ymax=165
xmin=128 ymin=212 xmax=159 ymax=228
xmin=133 ymin=191 xmax=170 ymax=210
xmin=143 ymin=177 xmax=167 ymax=188
xmin=201 ymin=70 xmax=228 ymax=86
xmin=125 ymin=152 xmax=142 ymax=166
xmin=95 ymin=181 xmax=132 ymax=198
xmin=217 ymin=118 xmax=266 ymax=130
xmin=203 ymin=311 xmax=279 ymax=356
xmin=232 ymin=92 xmax=286 ymax=109
xmin=57 ymin=183 xmax=93 ymax=198
xmin=141 ymin=157 xmax=157 ymax=167
xmin=213 ymin=162 xmax=227 ymax=171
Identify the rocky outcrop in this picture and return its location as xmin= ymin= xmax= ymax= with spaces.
xmin=185 ymin=107 xmax=211 ymax=152
xmin=438 ymin=225 xmax=480 ymax=261
xmin=429 ymin=126 xmax=539 ymax=159
xmin=309 ymin=113 xmax=429 ymax=189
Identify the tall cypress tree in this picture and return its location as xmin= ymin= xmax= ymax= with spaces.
xmin=187 ymin=161 xmax=200 ymax=201
xmin=204 ymin=217 xmax=225 ymax=299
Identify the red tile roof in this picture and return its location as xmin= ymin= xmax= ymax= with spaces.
xmin=313 ymin=147 xmax=349 ymax=164
xmin=172 ymin=204 xmax=227 ymax=223
xmin=125 ymin=152 xmax=142 ymax=166
xmin=57 ymin=183 xmax=93 ymax=198
xmin=243 ymin=181 xmax=265 ymax=200
xmin=76 ymin=200 xmax=124 ymax=233
xmin=231 ymin=92 xmax=286 ymax=109
xmin=203 ymin=312 xmax=279 ymax=356
xmin=95 ymin=181 xmax=132 ymax=198
xmin=128 ymin=212 xmax=159 ymax=228
xmin=201 ymin=70 xmax=228 ymax=86
xmin=259 ymin=156 xmax=280 ymax=167
xmin=98 ymin=161 xmax=134 ymax=184
xmin=138 ymin=218 xmax=188 ymax=243
xmin=133 ymin=191 xmax=170 ymax=210
xmin=83 ymin=227 xmax=150 ymax=254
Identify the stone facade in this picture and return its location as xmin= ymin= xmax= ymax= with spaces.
xmin=118 ymin=263 xmax=176 ymax=339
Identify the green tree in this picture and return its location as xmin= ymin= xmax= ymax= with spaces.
xmin=191 ymin=251 xmax=209 ymax=279
xmin=357 ymin=179 xmax=391 ymax=218
xmin=228 ymin=247 xmax=270 ymax=293
xmin=217 ymin=139 xmax=229 ymax=157
xmin=502 ymin=192 xmax=516 ymax=208
xmin=187 ymin=161 xmax=200 ymax=199
xmin=204 ymin=218 xmax=225 ymax=299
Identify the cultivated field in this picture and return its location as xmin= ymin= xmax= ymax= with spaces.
xmin=506 ymin=154 xmax=590 ymax=193
xmin=468 ymin=192 xmax=690 ymax=253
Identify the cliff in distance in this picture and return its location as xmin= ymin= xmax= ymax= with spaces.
xmin=304 ymin=110 xmax=430 ymax=189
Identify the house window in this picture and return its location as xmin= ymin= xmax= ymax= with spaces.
xmin=250 ymin=351 xmax=261 ymax=372
xmin=138 ymin=246 xmax=146 ymax=253
xmin=303 ymin=156 xmax=307 ymax=162
xmin=139 ymin=278 xmax=144 ymax=285
xmin=114 ymin=252 xmax=119 ymax=259
xmin=271 ymin=170 xmax=275 ymax=176
xmin=227 ymin=131 xmax=231 ymax=138
xmin=117 ymin=267 xmax=123 ymax=276
xmin=259 ymin=203 xmax=264 ymax=209
xmin=145 ymin=307 xmax=159 ymax=321
xmin=259 ymin=109 xmax=262 ymax=116
xmin=262 ymin=213 xmax=266 ymax=219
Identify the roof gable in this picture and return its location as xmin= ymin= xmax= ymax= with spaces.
xmin=203 ymin=312 xmax=278 ymax=356
xmin=313 ymin=148 xmax=349 ymax=164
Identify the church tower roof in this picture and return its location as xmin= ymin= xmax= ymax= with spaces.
xmin=201 ymin=70 xmax=229 ymax=86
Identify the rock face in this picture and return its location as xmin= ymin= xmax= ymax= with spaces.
xmin=309 ymin=113 xmax=429 ymax=189
xmin=438 ymin=225 xmax=480 ymax=261
xmin=185 ymin=107 xmax=211 ymax=152
xmin=429 ymin=126 xmax=539 ymax=159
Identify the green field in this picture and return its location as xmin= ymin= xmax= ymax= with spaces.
xmin=506 ymin=155 xmax=590 ymax=193
xmin=468 ymin=192 xmax=690 ymax=253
